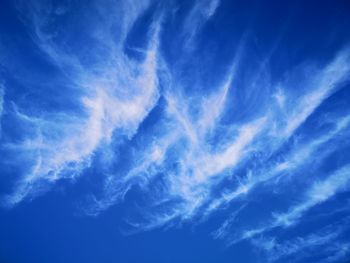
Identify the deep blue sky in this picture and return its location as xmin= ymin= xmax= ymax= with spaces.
xmin=1 ymin=0 xmax=350 ymax=263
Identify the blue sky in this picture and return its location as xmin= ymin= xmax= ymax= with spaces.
xmin=0 ymin=0 xmax=350 ymax=262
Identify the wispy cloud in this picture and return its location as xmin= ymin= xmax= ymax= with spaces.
xmin=211 ymin=204 xmax=247 ymax=240
xmin=4 ymin=0 xmax=350 ymax=230
xmin=273 ymin=164 xmax=350 ymax=227
xmin=204 ymin=50 xmax=350 ymax=214
xmin=219 ymin=115 xmax=349 ymax=205
xmin=3 ymin=0 xmax=163 ymax=207
xmin=226 ymin=164 xmax=350 ymax=245
xmin=325 ymin=242 xmax=350 ymax=263
xmin=251 ymin=218 xmax=350 ymax=262
xmin=181 ymin=0 xmax=221 ymax=50
xmin=282 ymin=48 xmax=350 ymax=138
xmin=1 ymin=2 xmax=350 ymax=261
xmin=73 ymin=47 xmax=350 ymax=230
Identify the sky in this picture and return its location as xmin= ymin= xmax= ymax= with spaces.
xmin=0 ymin=0 xmax=350 ymax=262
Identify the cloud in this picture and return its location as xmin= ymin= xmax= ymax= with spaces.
xmin=225 ymin=164 xmax=350 ymax=246
xmin=273 ymin=164 xmax=350 ymax=227
xmin=200 ymin=0 xmax=221 ymax=19
xmin=181 ymin=0 xmax=221 ymax=50
xmin=282 ymin=49 xmax=350 ymax=138
xmin=15 ymin=0 xmax=154 ymax=78
xmin=325 ymin=242 xmax=350 ymax=263
xmin=3 ymin=1 xmax=163 ymax=207
xmin=204 ymin=48 xmax=350 ymax=214
xmin=80 ymin=45 xmax=350 ymax=231
xmin=1 ymin=4 xmax=350 ymax=261
xmin=83 ymin=63 xmax=267 ymax=223
xmin=251 ymin=217 xmax=350 ymax=262
xmin=211 ymin=204 xmax=247 ymax=240
xmin=206 ymin=114 xmax=350 ymax=216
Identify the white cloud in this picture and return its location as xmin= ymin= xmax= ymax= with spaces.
xmin=273 ymin=88 xmax=286 ymax=108
xmin=255 ymin=231 xmax=338 ymax=261
xmin=81 ymin=46 xmax=350 ymax=230
xmin=325 ymin=242 xmax=350 ymax=263
xmin=211 ymin=204 xmax=246 ymax=240
xmin=199 ymin=117 xmax=266 ymax=180
xmin=2 ymin=4 xmax=350 ymax=255
xmin=182 ymin=0 xmax=221 ymax=50
xmin=197 ymin=76 xmax=231 ymax=134
xmin=3 ymin=2 xmax=163 ymax=207
xmin=273 ymin=164 xmax=350 ymax=227
xmin=225 ymin=164 xmax=350 ymax=245
xmin=202 ymin=0 xmax=221 ymax=18
xmin=251 ymin=217 xmax=350 ymax=262
xmin=282 ymin=48 xmax=350 ymax=138
xmin=206 ymin=115 xmax=350 ymax=215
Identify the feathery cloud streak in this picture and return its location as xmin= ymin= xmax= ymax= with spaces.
xmin=0 ymin=1 xmax=350 ymax=262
